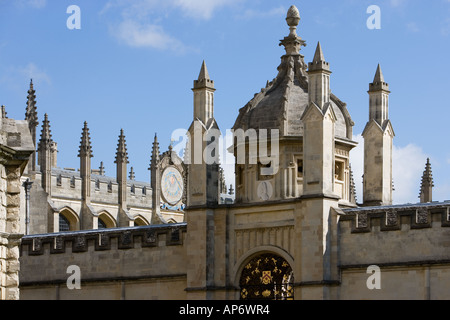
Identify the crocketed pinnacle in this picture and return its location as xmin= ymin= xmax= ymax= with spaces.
xmin=150 ymin=133 xmax=160 ymax=170
xmin=419 ymin=158 xmax=434 ymax=202
xmin=37 ymin=113 xmax=53 ymax=150
xmin=26 ymin=79 xmax=38 ymax=127
xmin=78 ymin=121 xmax=93 ymax=158
xmin=115 ymin=129 xmax=129 ymax=164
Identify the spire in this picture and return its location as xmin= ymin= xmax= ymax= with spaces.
xmin=369 ymin=64 xmax=390 ymax=93
xmin=193 ymin=60 xmax=215 ymax=90
xmin=37 ymin=114 xmax=53 ymax=195
xmin=115 ymin=129 xmax=129 ymax=164
xmin=150 ymin=133 xmax=160 ymax=169
xmin=419 ymin=158 xmax=434 ymax=203
xmin=25 ymin=79 xmax=38 ymax=126
xmin=313 ymin=42 xmax=325 ymax=63
xmin=38 ymin=113 xmax=52 ymax=150
xmin=78 ymin=121 xmax=93 ymax=158
xmin=308 ymin=41 xmax=330 ymax=73
xmin=198 ymin=60 xmax=210 ymax=81
xmin=373 ymin=64 xmax=385 ymax=83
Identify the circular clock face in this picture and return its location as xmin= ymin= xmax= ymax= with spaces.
xmin=161 ymin=167 xmax=184 ymax=205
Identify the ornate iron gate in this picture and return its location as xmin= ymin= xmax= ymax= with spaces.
xmin=239 ymin=253 xmax=294 ymax=300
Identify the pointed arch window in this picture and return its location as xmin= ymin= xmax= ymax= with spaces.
xmin=59 ymin=214 xmax=70 ymax=232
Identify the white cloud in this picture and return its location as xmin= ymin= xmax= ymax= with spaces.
xmin=0 ymin=63 xmax=51 ymax=88
xmin=174 ymin=0 xmax=238 ymax=20
xmin=113 ymin=20 xmax=188 ymax=52
xmin=102 ymin=0 xmax=243 ymax=51
xmin=350 ymin=134 xmax=428 ymax=205
xmin=103 ymin=0 xmax=240 ymax=20
xmin=18 ymin=63 xmax=51 ymax=85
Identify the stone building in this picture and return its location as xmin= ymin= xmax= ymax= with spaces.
xmin=20 ymin=82 xmax=234 ymax=235
xmin=11 ymin=5 xmax=450 ymax=300
xmin=0 ymin=106 xmax=34 ymax=300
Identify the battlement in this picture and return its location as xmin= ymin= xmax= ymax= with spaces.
xmin=21 ymin=223 xmax=187 ymax=256
xmin=34 ymin=168 xmax=153 ymax=208
xmin=340 ymin=201 xmax=450 ymax=233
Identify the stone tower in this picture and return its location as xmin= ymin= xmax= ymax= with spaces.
xmin=362 ymin=64 xmax=395 ymax=206
xmin=185 ymin=61 xmax=220 ymax=299
xmin=186 ymin=61 xmax=220 ymax=207
xmin=419 ymin=158 xmax=434 ymax=203
xmin=302 ymin=41 xmax=336 ymax=197
xmin=232 ymin=5 xmax=355 ymax=205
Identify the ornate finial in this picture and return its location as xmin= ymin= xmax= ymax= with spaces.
xmin=286 ymin=5 xmax=300 ymax=36
xmin=150 ymin=133 xmax=160 ymax=170
xmin=419 ymin=158 xmax=434 ymax=203
xmin=26 ymin=79 xmax=38 ymax=126
xmin=280 ymin=5 xmax=306 ymax=56
xmin=78 ymin=121 xmax=93 ymax=158
xmin=115 ymin=129 xmax=129 ymax=164
xmin=38 ymin=113 xmax=53 ymax=150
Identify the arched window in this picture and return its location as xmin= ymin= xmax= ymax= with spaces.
xmin=98 ymin=218 xmax=107 ymax=229
xmin=239 ymin=253 xmax=294 ymax=300
xmin=58 ymin=207 xmax=79 ymax=232
xmin=59 ymin=214 xmax=70 ymax=232
xmin=97 ymin=211 xmax=116 ymax=229
xmin=134 ymin=216 xmax=149 ymax=226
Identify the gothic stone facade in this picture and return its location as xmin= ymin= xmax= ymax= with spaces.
xmin=14 ymin=6 xmax=450 ymax=300
xmin=0 ymin=108 xmax=34 ymax=300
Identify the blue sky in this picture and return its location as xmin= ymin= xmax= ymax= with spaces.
xmin=1 ymin=0 xmax=450 ymax=204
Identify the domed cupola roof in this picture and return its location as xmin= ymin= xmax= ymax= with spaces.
xmin=233 ymin=5 xmax=354 ymax=140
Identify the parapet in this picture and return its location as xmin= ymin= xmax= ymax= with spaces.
xmin=21 ymin=223 xmax=187 ymax=256
xmin=339 ymin=201 xmax=450 ymax=233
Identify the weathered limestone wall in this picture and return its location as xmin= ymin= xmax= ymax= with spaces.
xmin=1 ymin=165 xmax=30 ymax=300
xmin=19 ymin=224 xmax=187 ymax=300
xmin=338 ymin=203 xmax=450 ymax=299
